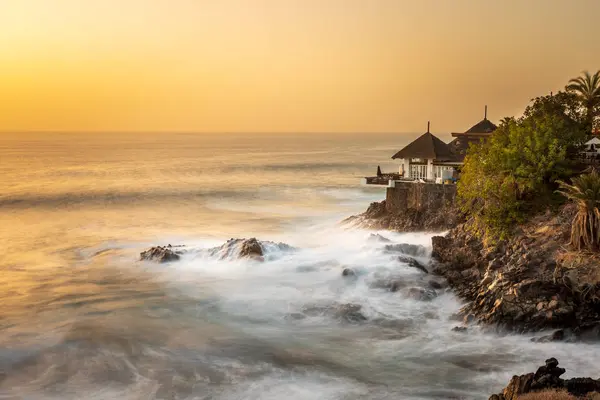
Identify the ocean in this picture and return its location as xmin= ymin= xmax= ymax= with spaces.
xmin=0 ymin=132 xmax=599 ymax=399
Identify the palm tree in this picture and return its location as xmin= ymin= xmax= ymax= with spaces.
xmin=557 ymin=169 xmax=600 ymax=250
xmin=566 ymin=70 xmax=600 ymax=133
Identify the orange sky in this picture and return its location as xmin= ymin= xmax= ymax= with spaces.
xmin=1 ymin=0 xmax=599 ymax=134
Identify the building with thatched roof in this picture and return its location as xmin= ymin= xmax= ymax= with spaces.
xmin=391 ymin=122 xmax=462 ymax=181
xmin=448 ymin=106 xmax=497 ymax=161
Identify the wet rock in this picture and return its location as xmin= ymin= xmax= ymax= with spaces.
xmin=140 ymin=246 xmax=182 ymax=263
xmin=367 ymin=233 xmax=391 ymax=243
xmin=428 ymin=280 xmax=444 ymax=290
xmin=335 ymin=304 xmax=368 ymax=323
xmin=369 ymin=279 xmax=406 ymax=292
xmin=452 ymin=326 xmax=467 ymax=333
xmin=397 ymin=255 xmax=429 ymax=274
xmin=501 ymin=373 xmax=535 ymax=400
xmin=565 ymin=378 xmax=600 ymax=396
xmin=531 ymin=330 xmax=565 ymax=343
xmin=489 ymin=358 xmax=600 ymax=399
xmin=405 ymin=287 xmax=437 ymax=302
xmin=341 ymin=268 xmax=356 ymax=277
xmin=384 ymin=243 xmax=428 ymax=258
xmin=302 ymin=303 xmax=367 ymax=323
xmin=208 ymin=238 xmax=265 ymax=261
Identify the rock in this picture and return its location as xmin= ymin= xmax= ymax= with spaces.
xmin=490 ymin=358 xmax=600 ymax=399
xmin=238 ymin=238 xmax=264 ymax=259
xmin=531 ymin=330 xmax=565 ymax=343
xmin=341 ymin=268 xmax=356 ymax=277
xmin=384 ymin=243 xmax=428 ymax=258
xmin=334 ymin=304 xmax=368 ymax=323
xmin=369 ymin=279 xmax=405 ymax=292
xmin=452 ymin=326 xmax=467 ymax=333
xmin=405 ymin=287 xmax=437 ymax=302
xmin=368 ymin=233 xmax=391 ymax=243
xmin=428 ymin=280 xmax=444 ymax=290
xmin=547 ymin=299 xmax=559 ymax=310
xmin=208 ymin=238 xmax=265 ymax=261
xmin=302 ymin=303 xmax=367 ymax=323
xmin=565 ymin=378 xmax=600 ymax=396
xmin=397 ymin=255 xmax=428 ymax=274
xmin=501 ymin=373 xmax=534 ymax=400
xmin=140 ymin=246 xmax=182 ymax=263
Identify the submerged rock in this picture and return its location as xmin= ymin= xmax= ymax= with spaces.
xmin=367 ymin=233 xmax=392 ymax=243
xmin=405 ymin=287 xmax=437 ymax=302
xmin=384 ymin=243 xmax=428 ymax=258
xmin=140 ymin=245 xmax=182 ymax=263
xmin=301 ymin=303 xmax=368 ymax=323
xmin=369 ymin=278 xmax=406 ymax=292
xmin=397 ymin=255 xmax=428 ymax=274
xmin=489 ymin=358 xmax=600 ymax=399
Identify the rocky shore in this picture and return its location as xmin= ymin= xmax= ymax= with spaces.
xmin=430 ymin=204 xmax=600 ymax=340
xmin=344 ymin=199 xmax=462 ymax=232
xmin=488 ymin=358 xmax=600 ymax=399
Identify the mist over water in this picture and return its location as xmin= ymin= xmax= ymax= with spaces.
xmin=1 ymin=132 xmax=599 ymax=399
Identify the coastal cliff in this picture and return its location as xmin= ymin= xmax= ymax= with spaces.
xmin=431 ymin=204 xmax=600 ymax=340
xmin=347 ymin=181 xmax=463 ymax=231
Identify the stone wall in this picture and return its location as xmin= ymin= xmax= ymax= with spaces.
xmin=385 ymin=181 xmax=456 ymax=214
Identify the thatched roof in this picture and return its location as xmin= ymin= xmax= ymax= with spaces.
xmin=465 ymin=118 xmax=498 ymax=134
xmin=392 ymin=131 xmax=455 ymax=161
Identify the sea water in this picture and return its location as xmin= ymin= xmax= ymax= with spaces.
xmin=0 ymin=132 xmax=599 ymax=399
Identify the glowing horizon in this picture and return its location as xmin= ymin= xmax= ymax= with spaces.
xmin=1 ymin=0 xmax=599 ymax=134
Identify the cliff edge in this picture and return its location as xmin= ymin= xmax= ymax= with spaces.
xmin=431 ymin=204 xmax=600 ymax=340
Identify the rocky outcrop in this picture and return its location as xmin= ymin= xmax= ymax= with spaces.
xmin=431 ymin=205 xmax=600 ymax=336
xmin=207 ymin=238 xmax=295 ymax=262
xmin=345 ymin=200 xmax=462 ymax=232
xmin=140 ymin=245 xmax=183 ymax=263
xmin=489 ymin=358 xmax=600 ymax=399
xmin=301 ymin=303 xmax=368 ymax=323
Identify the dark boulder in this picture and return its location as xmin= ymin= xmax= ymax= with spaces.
xmin=398 ymin=255 xmax=428 ymax=274
xmin=405 ymin=287 xmax=437 ymax=302
xmin=140 ymin=246 xmax=182 ymax=263
xmin=489 ymin=358 xmax=600 ymax=399
xmin=341 ymin=268 xmax=357 ymax=277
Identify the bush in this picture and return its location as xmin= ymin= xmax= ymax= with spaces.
xmin=557 ymin=169 xmax=600 ymax=250
xmin=458 ymin=92 xmax=587 ymax=240
xmin=518 ymin=390 xmax=576 ymax=399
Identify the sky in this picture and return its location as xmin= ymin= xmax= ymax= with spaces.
xmin=1 ymin=0 xmax=599 ymax=134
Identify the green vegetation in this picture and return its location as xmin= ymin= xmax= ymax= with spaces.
xmin=566 ymin=70 xmax=600 ymax=133
xmin=457 ymin=91 xmax=587 ymax=240
xmin=557 ymin=169 xmax=600 ymax=251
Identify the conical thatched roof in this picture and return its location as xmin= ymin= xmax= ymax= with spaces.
xmin=392 ymin=131 xmax=454 ymax=161
xmin=465 ymin=118 xmax=497 ymax=134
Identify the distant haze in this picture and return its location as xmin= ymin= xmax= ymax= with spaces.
xmin=1 ymin=0 xmax=599 ymax=134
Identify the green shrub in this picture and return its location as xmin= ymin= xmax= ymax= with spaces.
xmin=458 ymin=92 xmax=587 ymax=240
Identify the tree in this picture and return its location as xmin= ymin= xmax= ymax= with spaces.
xmin=458 ymin=93 xmax=587 ymax=240
xmin=557 ymin=169 xmax=600 ymax=251
xmin=566 ymin=70 xmax=600 ymax=133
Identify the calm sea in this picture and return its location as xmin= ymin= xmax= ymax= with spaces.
xmin=0 ymin=132 xmax=598 ymax=399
